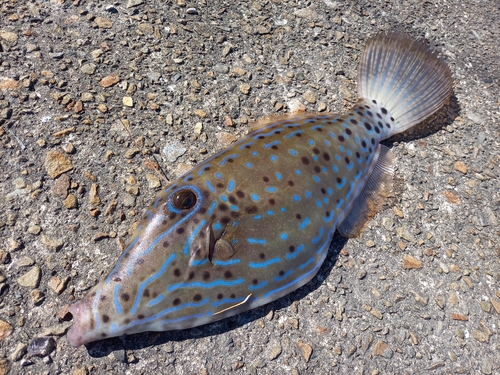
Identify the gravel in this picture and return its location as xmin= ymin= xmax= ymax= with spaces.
xmin=0 ymin=0 xmax=498 ymax=374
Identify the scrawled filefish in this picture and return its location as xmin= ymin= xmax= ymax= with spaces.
xmin=67 ymin=32 xmax=453 ymax=347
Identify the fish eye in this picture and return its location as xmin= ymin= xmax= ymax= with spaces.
xmin=172 ymin=189 xmax=197 ymax=210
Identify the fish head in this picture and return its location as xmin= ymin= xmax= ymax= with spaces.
xmin=67 ymin=180 xmax=236 ymax=346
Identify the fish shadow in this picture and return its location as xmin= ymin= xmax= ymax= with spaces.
xmin=85 ymin=234 xmax=348 ymax=358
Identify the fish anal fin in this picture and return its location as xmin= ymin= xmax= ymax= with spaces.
xmin=248 ymin=112 xmax=340 ymax=131
xmin=338 ymin=145 xmax=394 ymax=238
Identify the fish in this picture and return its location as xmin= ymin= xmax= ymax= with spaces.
xmin=67 ymin=32 xmax=453 ymax=347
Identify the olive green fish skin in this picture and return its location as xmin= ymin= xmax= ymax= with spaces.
xmin=67 ymin=32 xmax=453 ymax=347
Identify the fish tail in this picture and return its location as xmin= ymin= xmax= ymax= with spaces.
xmin=357 ymin=32 xmax=453 ymax=136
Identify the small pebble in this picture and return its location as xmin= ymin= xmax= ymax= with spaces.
xmin=17 ymin=266 xmax=41 ymax=288
xmin=123 ymin=96 xmax=134 ymax=107
xmin=44 ymin=151 xmax=73 ymax=179
xmin=0 ymin=320 xmax=13 ymax=340
xmin=10 ymin=343 xmax=27 ymax=362
xmin=296 ymin=341 xmax=313 ymax=362
xmin=28 ymin=337 xmax=56 ymax=357
xmin=63 ymin=194 xmax=78 ymax=209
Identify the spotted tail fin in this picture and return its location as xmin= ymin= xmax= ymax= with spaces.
xmin=357 ymin=32 xmax=453 ymax=136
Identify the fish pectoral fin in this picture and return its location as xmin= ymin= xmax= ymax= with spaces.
xmin=207 ymin=222 xmax=235 ymax=264
xmin=338 ymin=144 xmax=394 ymax=238
xmin=212 ymin=238 xmax=235 ymax=261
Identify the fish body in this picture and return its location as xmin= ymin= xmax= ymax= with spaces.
xmin=68 ymin=33 xmax=452 ymax=347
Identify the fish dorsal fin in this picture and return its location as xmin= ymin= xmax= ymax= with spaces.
xmin=249 ymin=112 xmax=340 ymax=131
xmin=338 ymin=144 xmax=394 ymax=238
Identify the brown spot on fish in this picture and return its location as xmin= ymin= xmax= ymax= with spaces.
xmin=345 ymin=157 xmax=350 ymax=164
xmin=315 ymin=127 xmax=323 ymax=132
xmin=221 ymin=216 xmax=231 ymax=224
xmin=188 ymin=271 xmax=195 ymax=280
xmin=269 ymin=198 xmax=275 ymax=205
xmin=218 ymin=203 xmax=229 ymax=211
xmin=386 ymin=122 xmax=391 ymax=128
xmin=227 ymin=158 xmax=234 ymax=163
xmin=301 ymin=156 xmax=310 ymax=165
xmin=203 ymin=271 xmax=210 ymax=280
xmin=193 ymin=294 xmax=202 ymax=301
xmin=314 ymin=166 xmax=321 ymax=173
xmin=217 ymin=294 xmax=223 ymax=300
xmin=364 ymin=123 xmax=372 ymax=131
xmin=174 ymin=268 xmax=181 ymax=277
xmin=100 ymin=295 xmax=106 ymax=302
xmin=245 ymin=205 xmax=258 ymax=214
xmin=236 ymin=191 xmax=245 ymax=198
xmin=271 ymin=145 xmax=278 ymax=150
xmin=372 ymin=99 xmax=377 ymax=104
xmin=162 ymin=219 xmax=167 ymax=225
xmin=296 ymin=213 xmax=302 ymax=219
xmin=295 ymin=132 xmax=302 ymax=137
xmin=336 ymin=177 xmax=342 ymax=183
xmin=230 ymin=294 xmax=236 ymax=298
xmin=138 ymin=314 xmax=145 ymax=319
xmin=381 ymin=107 xmax=388 ymax=114
xmin=259 ymin=253 xmax=265 ymax=259
xmin=345 ymin=128 xmax=352 ymax=135
xmin=361 ymin=140 xmax=367 ymax=148
xmin=168 ymin=212 xmax=177 ymax=220
xmin=279 ymin=270 xmax=285 ymax=276
xmin=199 ymin=207 xmax=207 ymax=214
xmin=224 ymin=271 xmax=233 ymax=279
xmin=263 ymin=176 xmax=269 ymax=182
xmin=323 ymin=152 xmax=330 ymax=161
xmin=173 ymin=298 xmax=181 ymax=306
xmin=230 ymin=211 xmax=240 ymax=218
xmin=288 ymin=180 xmax=294 ymax=186
xmin=325 ymin=211 xmax=330 ymax=218
xmin=101 ymin=333 xmax=107 ymax=337
xmin=338 ymin=135 xmax=345 ymax=142
xmin=252 ymin=279 xmax=259 ymax=285
xmin=121 ymin=293 xmax=130 ymax=301
xmin=102 ymin=314 xmax=110 ymax=323
xmin=367 ymin=110 xmax=373 ymax=116
xmin=176 ymin=227 xmax=185 ymax=234
xmin=203 ymin=190 xmax=210 ymax=198
xmin=376 ymin=113 xmax=382 ymax=119
xmin=229 ymin=196 xmax=237 ymax=204
xmin=289 ymin=245 xmax=295 ymax=253
xmin=371 ymin=138 xmax=376 ymax=145
xmin=143 ymin=289 xmax=150 ymax=298
xmin=216 ymin=183 xmax=224 ymax=188
xmin=313 ymin=148 xmax=320 ymax=155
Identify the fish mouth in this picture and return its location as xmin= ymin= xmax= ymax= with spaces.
xmin=67 ymin=300 xmax=91 ymax=347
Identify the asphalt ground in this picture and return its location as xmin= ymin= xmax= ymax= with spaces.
xmin=0 ymin=0 xmax=498 ymax=374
